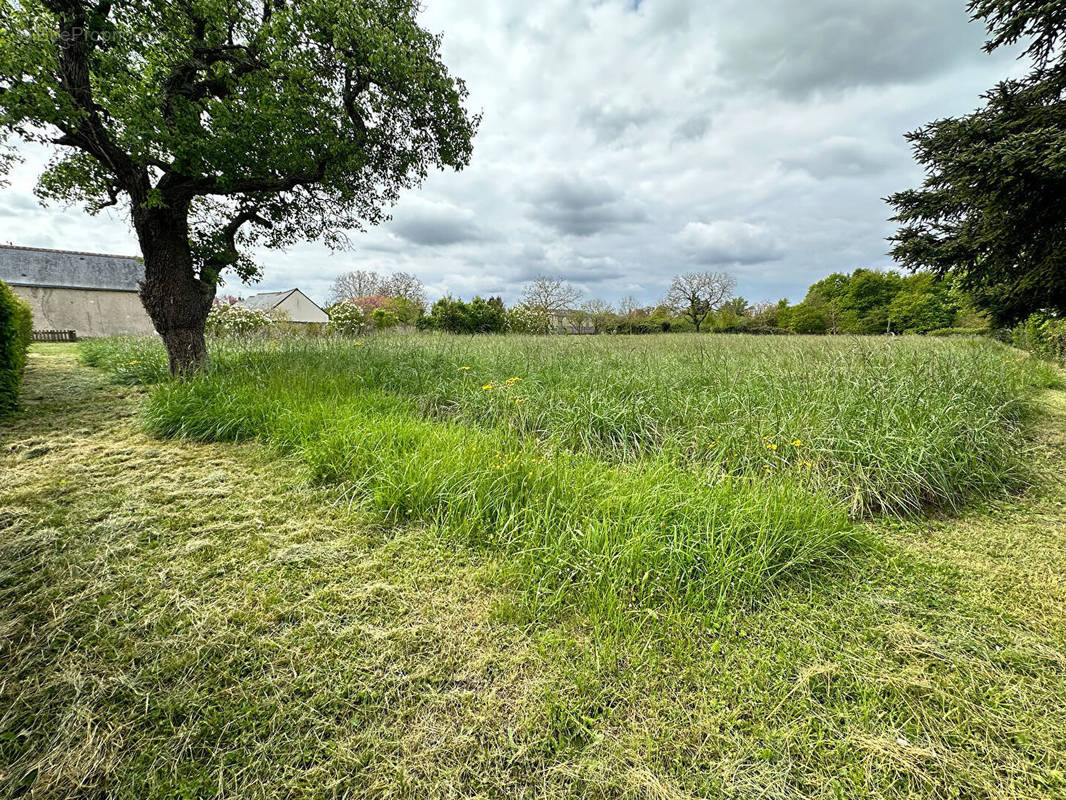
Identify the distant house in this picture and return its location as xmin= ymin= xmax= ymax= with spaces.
xmin=0 ymin=244 xmax=155 ymax=337
xmin=551 ymin=310 xmax=596 ymax=335
xmin=239 ymin=289 xmax=329 ymax=324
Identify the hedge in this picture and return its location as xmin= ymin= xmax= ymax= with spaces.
xmin=0 ymin=279 xmax=33 ymax=416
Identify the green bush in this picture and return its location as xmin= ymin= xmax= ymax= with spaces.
xmin=423 ymin=296 xmax=508 ymax=334
xmin=0 ymin=279 xmax=33 ymax=416
xmin=1012 ymin=314 xmax=1066 ymax=363
xmin=370 ymin=308 xmax=400 ymax=329
xmin=788 ymin=302 xmax=828 ymax=334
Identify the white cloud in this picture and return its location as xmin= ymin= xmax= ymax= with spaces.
xmin=679 ymin=221 xmax=784 ymax=265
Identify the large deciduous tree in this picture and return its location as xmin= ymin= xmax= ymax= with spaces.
xmin=0 ymin=0 xmax=477 ymax=373
xmin=521 ymin=276 xmax=582 ymax=316
xmin=328 ymin=268 xmax=425 ymax=309
xmin=328 ymin=269 xmax=387 ymax=305
xmin=665 ymin=271 xmax=736 ymax=332
xmin=888 ymin=0 xmax=1066 ymax=324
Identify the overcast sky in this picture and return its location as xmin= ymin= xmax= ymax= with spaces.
xmin=0 ymin=0 xmax=1028 ymax=307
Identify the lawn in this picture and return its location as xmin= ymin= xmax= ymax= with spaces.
xmin=2 ymin=338 xmax=1065 ymax=798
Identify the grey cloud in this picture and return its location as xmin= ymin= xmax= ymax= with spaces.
xmin=672 ymin=115 xmax=711 ymax=142
xmin=716 ymin=0 xmax=988 ymax=97
xmin=579 ymin=104 xmax=655 ymax=143
xmin=511 ymin=256 xmax=625 ymax=286
xmin=527 ymin=175 xmax=648 ymax=237
xmin=0 ymin=193 xmax=42 ymax=217
xmin=781 ymin=136 xmax=899 ymax=179
xmin=679 ymin=221 xmax=785 ymax=265
xmin=385 ymin=201 xmax=484 ymax=246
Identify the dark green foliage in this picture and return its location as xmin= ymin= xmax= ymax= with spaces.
xmin=420 ymin=296 xmax=506 ymax=334
xmin=0 ymin=280 xmax=32 ymax=416
xmin=888 ymin=0 xmax=1066 ymax=324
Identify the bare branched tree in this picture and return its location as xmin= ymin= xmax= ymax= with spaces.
xmin=521 ymin=276 xmax=582 ymax=316
xmin=666 ymin=271 xmax=737 ymax=332
xmin=329 ymin=269 xmax=427 ymax=308
xmin=380 ymin=271 xmax=427 ymax=308
xmin=329 ymin=270 xmax=385 ymax=304
xmin=581 ymin=299 xmax=617 ymax=333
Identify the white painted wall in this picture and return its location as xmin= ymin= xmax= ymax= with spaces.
xmin=12 ymin=286 xmax=156 ymax=337
xmin=276 ymin=291 xmax=329 ymax=324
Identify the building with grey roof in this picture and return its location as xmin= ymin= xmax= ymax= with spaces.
xmin=0 ymin=244 xmax=156 ymax=337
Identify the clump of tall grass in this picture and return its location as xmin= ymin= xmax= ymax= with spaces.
xmin=79 ymin=336 xmax=170 ymax=384
xmin=79 ymin=333 xmax=1054 ymax=615
xmin=144 ymin=377 xmax=854 ymax=617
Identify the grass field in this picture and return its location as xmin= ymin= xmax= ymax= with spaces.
xmin=3 ymin=338 xmax=1065 ymax=798
xmin=78 ymin=334 xmax=1057 ymax=621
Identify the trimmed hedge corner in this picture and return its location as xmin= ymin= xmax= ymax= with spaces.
xmin=0 ymin=279 xmax=33 ymax=416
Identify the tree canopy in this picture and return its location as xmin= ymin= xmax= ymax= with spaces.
xmin=665 ymin=272 xmax=736 ymax=332
xmin=0 ymin=0 xmax=477 ymax=371
xmin=521 ymin=277 xmax=582 ymax=317
xmin=888 ymin=0 xmax=1066 ymax=324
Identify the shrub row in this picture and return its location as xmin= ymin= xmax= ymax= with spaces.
xmin=0 ymin=279 xmax=33 ymax=416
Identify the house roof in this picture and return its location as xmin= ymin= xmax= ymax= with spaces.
xmin=238 ymin=289 xmax=299 ymax=311
xmin=0 ymin=244 xmax=143 ymax=292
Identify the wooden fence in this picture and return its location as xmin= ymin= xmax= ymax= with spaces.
xmin=32 ymin=329 xmax=77 ymax=342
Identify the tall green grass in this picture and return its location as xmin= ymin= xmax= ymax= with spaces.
xmin=79 ymin=333 xmax=1055 ymax=617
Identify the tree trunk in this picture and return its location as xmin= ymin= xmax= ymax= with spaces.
xmin=133 ymin=204 xmax=215 ymax=376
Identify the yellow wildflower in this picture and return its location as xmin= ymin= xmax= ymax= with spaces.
xmin=792 ymin=439 xmax=804 ymax=447
xmin=459 ymin=366 xmax=471 ymax=371
xmin=482 ymin=383 xmax=494 ymax=390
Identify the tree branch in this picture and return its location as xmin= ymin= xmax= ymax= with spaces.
xmin=40 ymin=0 xmax=146 ymax=195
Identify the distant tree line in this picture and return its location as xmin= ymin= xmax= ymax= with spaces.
xmin=323 ymin=266 xmax=1062 ymax=354
xmin=755 ymin=269 xmax=989 ymax=336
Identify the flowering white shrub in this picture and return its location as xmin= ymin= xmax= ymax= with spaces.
xmin=326 ymin=301 xmax=368 ymax=336
xmin=505 ymin=303 xmax=551 ymax=335
xmin=205 ymin=304 xmax=274 ymax=337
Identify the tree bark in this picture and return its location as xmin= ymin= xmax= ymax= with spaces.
xmin=133 ymin=203 xmax=215 ymax=376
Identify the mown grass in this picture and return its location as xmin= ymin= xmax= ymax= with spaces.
xmin=78 ymin=333 xmax=1057 ymax=623
xmin=3 ymin=345 xmax=1066 ymax=798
